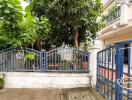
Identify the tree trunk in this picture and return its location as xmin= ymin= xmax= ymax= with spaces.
xmin=36 ymin=37 xmax=43 ymax=51
xmin=73 ymin=30 xmax=78 ymax=48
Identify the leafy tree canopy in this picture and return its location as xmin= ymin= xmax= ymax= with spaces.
xmin=0 ymin=0 xmax=37 ymax=47
xmin=0 ymin=0 xmax=51 ymax=50
xmin=32 ymin=0 xmax=101 ymax=48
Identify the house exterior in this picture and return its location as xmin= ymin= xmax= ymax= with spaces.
xmin=97 ymin=0 xmax=132 ymax=49
xmin=94 ymin=0 xmax=132 ymax=99
xmin=95 ymin=0 xmax=132 ymax=78
xmin=94 ymin=0 xmax=132 ymax=81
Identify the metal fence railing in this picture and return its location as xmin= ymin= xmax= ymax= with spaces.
xmin=0 ymin=47 xmax=90 ymax=73
xmin=47 ymin=47 xmax=90 ymax=73
xmin=98 ymin=7 xmax=121 ymax=30
xmin=104 ymin=7 xmax=121 ymax=27
xmin=96 ymin=40 xmax=132 ymax=100
xmin=0 ymin=48 xmax=46 ymax=72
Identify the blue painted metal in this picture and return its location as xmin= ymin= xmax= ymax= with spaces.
xmin=97 ymin=40 xmax=132 ymax=100
xmin=101 ymin=51 xmax=103 ymax=95
xmin=0 ymin=47 xmax=90 ymax=73
xmin=112 ymin=47 xmax=115 ymax=100
xmin=127 ymin=44 xmax=131 ymax=100
xmin=41 ymin=50 xmax=46 ymax=71
xmin=104 ymin=50 xmax=106 ymax=97
xmin=96 ymin=52 xmax=99 ymax=90
xmin=115 ymin=44 xmax=120 ymax=100
xmin=107 ymin=48 xmax=110 ymax=97
xmin=47 ymin=47 xmax=90 ymax=73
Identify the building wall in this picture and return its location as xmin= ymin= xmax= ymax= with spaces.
xmin=97 ymin=0 xmax=132 ymax=49
xmin=104 ymin=32 xmax=132 ymax=45
xmin=89 ymin=0 xmax=132 ymax=87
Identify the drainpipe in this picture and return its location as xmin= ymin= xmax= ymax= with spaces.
xmin=120 ymin=0 xmax=129 ymax=25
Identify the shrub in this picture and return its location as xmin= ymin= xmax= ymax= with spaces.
xmin=25 ymin=52 xmax=35 ymax=60
xmin=0 ymin=77 xmax=5 ymax=89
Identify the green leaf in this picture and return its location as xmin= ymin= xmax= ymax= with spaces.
xmin=25 ymin=52 xmax=35 ymax=60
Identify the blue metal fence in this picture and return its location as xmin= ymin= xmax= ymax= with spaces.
xmin=0 ymin=48 xmax=44 ymax=72
xmin=0 ymin=47 xmax=90 ymax=73
xmin=96 ymin=40 xmax=132 ymax=100
xmin=47 ymin=47 xmax=90 ymax=73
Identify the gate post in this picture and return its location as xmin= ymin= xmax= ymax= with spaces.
xmin=89 ymin=39 xmax=101 ymax=86
xmin=41 ymin=50 xmax=48 ymax=71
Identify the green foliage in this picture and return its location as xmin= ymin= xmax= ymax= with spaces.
xmin=0 ymin=0 xmax=100 ymax=50
xmin=25 ymin=52 xmax=35 ymax=60
xmin=0 ymin=0 xmax=23 ymax=47
xmin=20 ymin=4 xmax=37 ymax=45
xmin=36 ymin=16 xmax=51 ymax=39
xmin=0 ymin=77 xmax=5 ymax=89
xmin=0 ymin=0 xmax=37 ymax=47
xmin=0 ymin=35 xmax=10 ymax=49
xmin=98 ymin=20 xmax=105 ymax=30
xmin=108 ymin=6 xmax=120 ymax=15
xmin=32 ymin=0 xmax=101 ymax=49
xmin=0 ymin=0 xmax=50 ymax=49
xmin=79 ymin=40 xmax=91 ymax=51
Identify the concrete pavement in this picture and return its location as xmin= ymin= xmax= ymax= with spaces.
xmin=0 ymin=88 xmax=105 ymax=100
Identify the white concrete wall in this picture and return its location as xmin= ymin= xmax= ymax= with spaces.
xmin=88 ymin=40 xmax=101 ymax=86
xmin=120 ymin=0 xmax=129 ymax=25
xmin=1 ymin=72 xmax=92 ymax=89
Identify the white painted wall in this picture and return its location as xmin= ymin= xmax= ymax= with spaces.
xmin=1 ymin=72 xmax=92 ymax=89
xmin=88 ymin=40 xmax=101 ymax=86
xmin=120 ymin=0 xmax=129 ymax=25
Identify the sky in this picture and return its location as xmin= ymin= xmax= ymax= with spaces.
xmin=20 ymin=0 xmax=29 ymax=9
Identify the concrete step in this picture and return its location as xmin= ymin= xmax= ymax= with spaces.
xmin=0 ymin=88 xmax=105 ymax=100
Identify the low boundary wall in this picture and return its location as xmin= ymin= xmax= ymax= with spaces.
xmin=0 ymin=72 xmax=92 ymax=89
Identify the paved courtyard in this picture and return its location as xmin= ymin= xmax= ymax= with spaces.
xmin=0 ymin=88 xmax=104 ymax=100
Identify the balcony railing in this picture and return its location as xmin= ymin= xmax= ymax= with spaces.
xmin=98 ymin=7 xmax=121 ymax=30
xmin=104 ymin=7 xmax=121 ymax=26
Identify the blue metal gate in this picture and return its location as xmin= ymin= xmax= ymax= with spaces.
xmin=0 ymin=48 xmax=47 ymax=72
xmin=96 ymin=40 xmax=132 ymax=100
xmin=47 ymin=47 xmax=90 ymax=72
xmin=0 ymin=47 xmax=90 ymax=73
